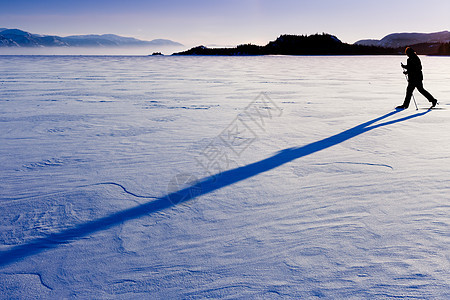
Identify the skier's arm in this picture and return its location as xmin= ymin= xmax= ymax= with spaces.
xmin=401 ymin=62 xmax=409 ymax=74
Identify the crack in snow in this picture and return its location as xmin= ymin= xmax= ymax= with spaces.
xmin=313 ymin=161 xmax=394 ymax=170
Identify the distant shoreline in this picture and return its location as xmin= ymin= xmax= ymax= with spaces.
xmin=173 ymin=33 xmax=450 ymax=56
xmin=2 ymin=54 xmax=449 ymax=57
xmin=2 ymin=30 xmax=449 ymax=56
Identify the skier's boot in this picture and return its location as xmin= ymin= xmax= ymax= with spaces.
xmin=430 ymin=99 xmax=438 ymax=108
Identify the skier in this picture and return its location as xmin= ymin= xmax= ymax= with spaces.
xmin=396 ymin=47 xmax=438 ymax=110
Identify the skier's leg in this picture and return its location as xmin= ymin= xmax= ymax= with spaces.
xmin=402 ymin=82 xmax=415 ymax=108
xmin=416 ymin=81 xmax=436 ymax=103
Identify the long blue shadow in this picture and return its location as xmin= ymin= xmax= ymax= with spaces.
xmin=0 ymin=110 xmax=429 ymax=267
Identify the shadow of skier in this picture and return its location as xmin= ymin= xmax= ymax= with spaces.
xmin=0 ymin=109 xmax=429 ymax=267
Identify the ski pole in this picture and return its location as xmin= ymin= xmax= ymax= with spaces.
xmin=402 ymin=64 xmax=418 ymax=111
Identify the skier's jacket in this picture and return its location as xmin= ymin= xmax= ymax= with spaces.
xmin=405 ymin=54 xmax=423 ymax=82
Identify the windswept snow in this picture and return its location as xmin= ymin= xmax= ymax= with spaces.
xmin=0 ymin=55 xmax=449 ymax=298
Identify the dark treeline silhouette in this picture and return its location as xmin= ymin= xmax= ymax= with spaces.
xmin=174 ymin=33 xmax=397 ymax=56
xmin=438 ymin=42 xmax=450 ymax=55
xmin=173 ymin=33 xmax=450 ymax=56
xmin=264 ymin=34 xmax=394 ymax=55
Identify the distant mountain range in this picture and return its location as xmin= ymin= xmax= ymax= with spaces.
xmin=2 ymin=28 xmax=449 ymax=55
xmin=0 ymin=28 xmax=183 ymax=48
xmin=355 ymin=31 xmax=450 ymax=48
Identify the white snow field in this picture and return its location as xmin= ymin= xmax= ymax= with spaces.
xmin=0 ymin=55 xmax=449 ymax=299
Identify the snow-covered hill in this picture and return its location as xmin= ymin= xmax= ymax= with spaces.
xmin=355 ymin=31 xmax=450 ymax=47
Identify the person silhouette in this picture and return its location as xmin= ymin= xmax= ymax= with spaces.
xmin=396 ymin=47 xmax=437 ymax=109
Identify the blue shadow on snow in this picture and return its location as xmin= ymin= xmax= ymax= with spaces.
xmin=0 ymin=109 xmax=429 ymax=267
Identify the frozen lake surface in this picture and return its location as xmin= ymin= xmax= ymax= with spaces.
xmin=0 ymin=55 xmax=449 ymax=298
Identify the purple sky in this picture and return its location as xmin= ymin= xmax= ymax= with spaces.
xmin=1 ymin=0 xmax=449 ymax=46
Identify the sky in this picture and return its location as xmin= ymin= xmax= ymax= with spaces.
xmin=1 ymin=0 xmax=449 ymax=47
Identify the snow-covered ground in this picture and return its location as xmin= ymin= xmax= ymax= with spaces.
xmin=0 ymin=55 xmax=449 ymax=298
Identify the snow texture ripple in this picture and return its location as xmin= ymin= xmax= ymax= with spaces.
xmin=0 ymin=55 xmax=449 ymax=299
